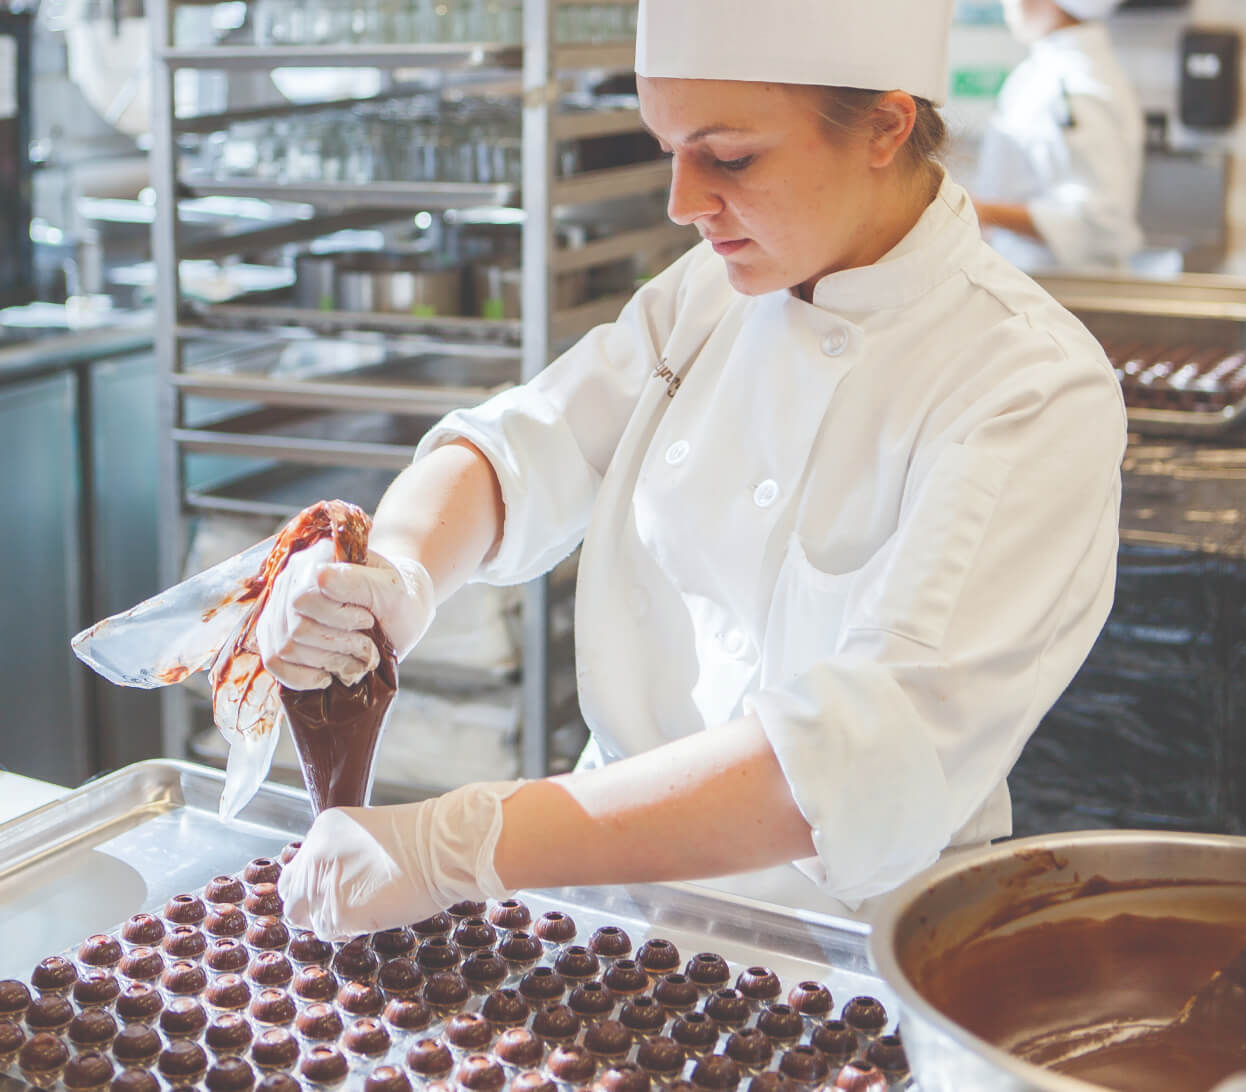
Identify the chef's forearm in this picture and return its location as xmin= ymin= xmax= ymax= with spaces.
xmin=369 ymin=439 xmax=505 ymax=605
xmin=973 ymin=199 xmax=1041 ymax=241
xmin=492 ymin=716 xmax=817 ymax=889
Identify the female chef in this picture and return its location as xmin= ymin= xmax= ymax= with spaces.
xmin=973 ymin=0 xmax=1144 ymax=271
xmin=261 ymin=0 xmax=1127 ymax=940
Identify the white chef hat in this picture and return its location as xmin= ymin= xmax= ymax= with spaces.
xmin=635 ymin=0 xmax=956 ymax=105
xmin=1054 ymin=0 xmax=1127 ymax=18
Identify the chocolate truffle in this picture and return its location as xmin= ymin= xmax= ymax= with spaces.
xmin=163 ymin=894 xmax=207 ymax=926
xmin=498 ymin=930 xmax=543 ymax=968
xmin=25 ymin=995 xmax=74 ymax=1034
xmin=300 ymin=1045 xmax=348 ymax=1087
xmin=117 ymin=946 xmax=163 ymax=982
xmin=724 ymin=1029 xmax=773 ymax=1072
xmin=531 ymin=1002 xmax=581 ymax=1045
xmin=0 ymin=1017 xmax=24 ymax=1063
xmin=487 ymin=899 xmax=531 ymax=931
xmin=372 ymin=926 xmax=417 ymax=958
xmin=243 ymin=858 xmax=282 ymax=886
xmin=63 ymin=1051 xmax=114 ymax=1092
xmin=453 ymin=917 xmax=498 ymax=952
xmin=689 ymin=1055 xmax=741 ymax=1091
xmin=479 ymin=988 xmax=528 ymax=1030
xmin=492 ymin=1027 xmax=544 ymax=1068
xmin=206 ymin=1057 xmax=257 ymax=1092
xmin=338 ymin=979 xmax=385 ymax=1017
xmin=654 ymin=974 xmax=698 ymax=1013
xmin=79 ymin=934 xmax=124 ymax=969
xmin=456 ymin=1054 xmax=506 ymax=1092
xmin=544 ymin=1043 xmax=596 ymax=1084
xmin=447 ymin=900 xmax=488 ymax=920
xmin=332 ymin=937 xmax=380 ymax=981
xmin=251 ymin=1027 xmax=300 ymax=1071
xmin=636 ymin=940 xmax=681 ymax=979
xmin=206 ymin=1013 xmax=255 ymax=1055
xmin=756 ymin=1005 xmax=803 ymax=1046
xmin=342 ymin=1016 xmax=391 ymax=1058
xmin=555 ymin=945 xmax=601 ymax=983
xmin=73 ymin=969 xmax=121 ymax=1008
xmin=411 ymin=912 xmax=453 ymax=937
xmin=278 ymin=842 xmax=302 ymax=865
xmin=205 ymin=904 xmax=248 ymax=939
xmin=162 ymin=924 xmax=207 ymax=961
xmin=569 ymin=981 xmax=614 ymax=1022
xmin=288 ymin=930 xmax=333 ymax=965
xmin=704 ymin=984 xmax=755 ymax=1024
xmin=829 ymin=1060 xmax=887 ymax=1092
xmin=160 ymin=997 xmax=209 ymax=1039
xmin=18 ymin=1037 xmax=69 ymax=1087
xmin=786 ymin=982 xmax=832 ymax=1019
xmin=840 ymin=997 xmax=886 ymax=1038
xmin=584 ymin=1019 xmax=632 ymax=1062
xmin=249 ymin=989 xmax=296 ymax=1027
xmin=777 ymin=1046 xmax=828 ymax=1085
xmin=0 ymin=979 xmax=31 ymax=1018
xmin=588 ymin=926 xmax=632 ymax=962
xmin=863 ymin=1033 xmax=907 ymax=1078
xmin=256 ymin=1075 xmax=300 ymax=1092
xmin=30 ymin=955 xmax=77 ymax=995
xmin=295 ymin=1003 xmax=343 ymax=1042
xmin=382 ymin=997 xmax=432 ymax=1033
xmin=519 ymin=967 xmax=567 ymax=1008
xmin=592 ymin=1063 xmax=652 ymax=1092
xmin=247 ymin=951 xmax=294 ymax=988
xmin=111 ymin=1024 xmax=162 ymax=1067
xmin=243 ymin=883 xmax=283 ymax=918
xmin=246 ymin=915 xmax=290 ymax=951
xmin=734 ymin=968 xmax=781 ymax=1006
xmin=512 ymin=1074 xmax=557 ymax=1092
xmin=533 ymin=911 xmax=576 ymax=946
xmin=747 ymin=1074 xmax=797 ymax=1092
xmin=423 ymin=970 xmax=470 ymax=1013
xmin=205 ymin=876 xmax=247 ymax=904
xmin=68 ymin=1010 xmax=118 ymax=1050
xmin=670 ymin=1012 xmax=717 ymax=1055
xmin=620 ymin=997 xmax=667 ymax=1038
xmin=416 ymin=936 xmax=461 ymax=972
xmin=602 ymin=959 xmax=648 ymax=999
xmin=159 ymin=1040 xmax=209 ymax=1084
xmin=111 ymin=1070 xmax=159 ymax=1092
xmin=684 ymin=954 xmax=731 ymax=992
xmin=120 ymin=913 xmax=165 ymax=947
xmin=461 ymin=951 xmax=508 ymax=993
xmin=406 ymin=1038 xmax=454 ymax=1079
xmin=292 ymin=965 xmax=338 ymax=1003
xmin=446 ymin=1012 xmax=493 ymax=1052
xmin=207 ymin=938 xmax=252 ymax=975
xmin=364 ymin=1066 xmax=412 ymax=1092
xmin=204 ymin=973 xmax=251 ymax=1011
xmin=115 ymin=982 xmax=163 ymax=1023
xmin=809 ymin=1021 xmax=857 ymax=1066
xmin=379 ymin=956 xmax=424 ymax=998
xmin=635 ymin=1036 xmax=686 ymax=1079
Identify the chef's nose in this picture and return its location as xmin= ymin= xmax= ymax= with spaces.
xmin=666 ymin=156 xmax=722 ymax=226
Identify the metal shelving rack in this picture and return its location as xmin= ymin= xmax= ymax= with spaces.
xmin=147 ymin=0 xmax=694 ymax=782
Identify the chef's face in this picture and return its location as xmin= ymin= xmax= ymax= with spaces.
xmin=637 ymin=77 xmax=917 ymax=299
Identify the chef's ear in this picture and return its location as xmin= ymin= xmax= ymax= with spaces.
xmin=866 ymin=91 xmax=918 ymax=170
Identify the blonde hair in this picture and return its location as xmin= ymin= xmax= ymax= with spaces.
xmin=814 ymin=86 xmax=947 ymax=188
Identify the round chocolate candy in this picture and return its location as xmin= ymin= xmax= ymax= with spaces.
xmin=747 ymin=1074 xmax=797 ymax=1092
xmin=68 ymin=1010 xmax=118 ymax=1050
xmin=30 ymin=955 xmax=77 ymax=995
xmin=115 ymin=982 xmax=163 ymax=1023
xmin=247 ymin=951 xmax=294 ymax=988
xmin=332 ymin=937 xmax=380 ymax=981
xmin=532 ymin=911 xmax=576 ymax=946
xmin=299 ymin=1045 xmax=348 ymax=1087
xmin=670 ymin=1012 xmax=717 ymax=1055
xmin=423 ymin=970 xmax=470 ymax=1012
xmin=0 ymin=979 xmax=32 ymax=1018
xmin=461 ymin=951 xmax=508 ymax=993
xmin=487 ymin=899 xmax=531 ymax=931
xmin=78 ymin=935 xmax=124 ymax=969
xmin=635 ymin=1036 xmax=685 ymax=1079
xmin=568 ymin=981 xmax=614 ymax=1022
xmin=863 ymin=1033 xmax=908 ymax=1078
xmin=620 ymin=997 xmax=667 ymax=1038
xmin=278 ymin=842 xmax=302 ymax=865
xmin=416 ymin=936 xmax=461 ymax=972
xmin=778 ymin=1046 xmax=829 ymax=1085
xmin=288 ymin=930 xmax=333 ymax=965
xmin=248 ymin=989 xmax=296 ymax=1027
xmin=840 ymin=997 xmax=886 ymax=1038
xmin=205 ymin=904 xmax=248 ymax=939
xmin=555 ymin=945 xmax=600 ymax=983
xmin=207 ymin=938 xmax=252 ymax=975
xmin=406 ymin=1038 xmax=454 ymax=1079
xmin=19 ymin=1031 xmax=69 ymax=1085
xmin=479 ymin=988 xmax=527 ymax=1030
xmin=445 ymin=1012 xmax=493 ymax=1052
xmin=25 ymin=995 xmax=74 ymax=1034
xmin=588 ymin=926 xmax=632 ymax=961
xmin=338 ymin=980 xmax=385 ymax=1017
xmin=602 ymin=959 xmax=648 ymax=999
xmin=453 ymin=917 xmax=497 ymax=952
xmin=786 ymin=982 xmax=832 ymax=1019
xmin=519 ymin=966 xmax=566 ymax=1008
xmin=62 ymin=1048 xmax=114 ymax=1091
xmin=411 ymin=912 xmax=453 ymax=937
xmin=120 ymin=913 xmax=165 ymax=947
xmin=206 ymin=1056 xmax=257 ymax=1092
xmin=703 ymin=989 xmax=750 ymax=1029
xmin=690 ymin=1055 xmax=741 ymax=1091
xmin=111 ymin=1024 xmax=162 ymax=1066
xmin=545 ymin=1043 xmax=596 ymax=1084
xmin=205 ymin=876 xmax=247 ymax=904
xmin=243 ymin=858 xmax=281 ymax=886
xmin=684 ymin=954 xmax=731 ymax=991
xmin=382 ymin=997 xmax=432 ymax=1033
xmin=654 ymin=974 xmax=698 ymax=1013
xmin=734 ymin=968 xmax=781 ymax=1006
xmin=250 ymin=1027 xmax=299 ymax=1071
xmin=531 ymin=1002 xmax=581 ymax=1045
xmin=342 ymin=1016 xmax=391 ymax=1058
xmin=583 ymin=1018 xmax=632 ymax=1062
xmin=756 ymin=1004 xmax=804 ymax=1046
xmin=379 ymin=956 xmax=424 ymax=998
xmin=724 ymin=1029 xmax=773 ymax=1072
xmin=810 ymin=1020 xmax=856 ymax=1065
xmin=456 ymin=1054 xmax=506 ymax=1092
xmin=592 ymin=1062 xmax=652 ymax=1092
xmin=497 ymin=930 xmax=543 ymax=968
xmin=364 ymin=1065 xmax=412 ymax=1092
xmin=0 ymin=1016 xmax=24 ymax=1062
xmin=117 ymin=946 xmax=163 ymax=982
xmin=110 ymin=1070 xmax=159 ymax=1092
xmin=256 ymin=1074 xmax=300 ymax=1092
xmin=163 ymin=894 xmax=207 ymax=926
xmin=204 ymin=973 xmax=251 ymax=1011
xmin=295 ymin=1003 xmax=343 ymax=1042
xmin=160 ymin=997 xmax=209 ymax=1039
xmin=636 ymin=940 xmax=681 ymax=978
xmin=162 ymin=925 xmax=207 ymax=961
xmin=73 ymin=969 xmax=121 ymax=1008
xmin=245 ymin=915 xmax=290 ymax=952
xmin=243 ymin=883 xmax=283 ymax=918
xmin=492 ymin=1027 xmax=543 ymax=1068
xmin=158 ymin=1040 xmax=209 ymax=1084
xmin=829 ymin=1060 xmax=887 ymax=1092
xmin=292 ymin=965 xmax=338 ymax=1003
xmin=512 ymin=1074 xmax=557 ymax=1092
xmin=372 ymin=926 xmax=417 ymax=958
xmin=206 ymin=1012 xmax=255 ymax=1055
xmin=447 ymin=900 xmax=487 ymax=920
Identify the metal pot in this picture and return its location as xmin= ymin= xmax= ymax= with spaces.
xmin=292 ymin=252 xmax=339 ymax=312
xmin=471 ymin=261 xmax=587 ymax=319
xmin=334 ymin=251 xmax=464 ymax=317
xmin=867 ymin=830 xmax=1246 ymax=1092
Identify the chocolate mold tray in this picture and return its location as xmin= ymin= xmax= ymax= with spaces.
xmin=0 ymin=761 xmax=912 ymax=1092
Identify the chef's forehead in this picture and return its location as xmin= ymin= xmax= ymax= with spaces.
xmin=636 ymin=78 xmax=816 ymax=141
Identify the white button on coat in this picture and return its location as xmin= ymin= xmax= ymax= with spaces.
xmin=753 ymin=480 xmax=779 ymax=508
xmin=822 ymin=328 xmax=849 ymax=357
xmin=665 ymin=441 xmax=689 ymax=466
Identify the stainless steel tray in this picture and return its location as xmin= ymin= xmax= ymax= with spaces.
xmin=0 ymin=760 xmax=904 ymax=1088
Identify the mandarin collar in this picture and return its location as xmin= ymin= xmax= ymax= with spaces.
xmin=1032 ymin=21 xmax=1112 ymax=58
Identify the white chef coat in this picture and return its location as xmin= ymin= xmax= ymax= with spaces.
xmin=975 ymin=22 xmax=1144 ymax=272
xmin=414 ymin=174 xmax=1126 ymax=916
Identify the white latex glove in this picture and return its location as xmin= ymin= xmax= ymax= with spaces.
xmin=256 ymin=538 xmax=436 ymax=690
xmin=277 ymin=780 xmax=524 ymax=940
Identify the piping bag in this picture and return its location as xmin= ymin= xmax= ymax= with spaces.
xmin=72 ymin=500 xmax=397 ymax=820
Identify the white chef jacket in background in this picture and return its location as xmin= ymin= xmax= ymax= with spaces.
xmin=413 ymin=174 xmax=1126 ymax=912
xmin=975 ymin=22 xmax=1144 ymax=272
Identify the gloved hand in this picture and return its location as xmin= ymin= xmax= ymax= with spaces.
xmin=277 ymin=780 xmax=524 ymax=940
xmin=256 ymin=538 xmax=436 ymax=690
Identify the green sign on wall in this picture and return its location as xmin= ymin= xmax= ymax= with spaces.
xmin=951 ymin=67 xmax=1012 ymax=99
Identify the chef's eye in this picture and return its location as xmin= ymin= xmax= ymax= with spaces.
xmin=714 ymin=155 xmax=754 ymax=172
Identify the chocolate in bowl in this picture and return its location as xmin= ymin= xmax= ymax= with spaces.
xmin=25 ymin=995 xmax=74 ymax=1034
xmin=378 ymin=956 xmax=424 ymax=997
xmin=382 ymin=997 xmax=432 ymax=1034
xmin=160 ymin=997 xmax=209 ymax=1039
xmin=0 ymin=1017 xmax=24 ymax=1065
xmin=78 ymin=935 xmax=124 ymax=969
xmin=364 ymin=1066 xmax=411 ymax=1092
xmin=488 ymin=899 xmax=531 ymax=931
xmin=18 ymin=1031 xmax=69 ymax=1088
xmin=342 ymin=1016 xmax=391 ymax=1058
xmin=372 ymin=926 xmax=417 ymax=958
xmin=162 ymin=925 xmax=207 ymax=961
xmin=288 ymin=931 xmax=333 ymax=965
xmin=205 ymin=876 xmax=247 ymax=905
xmin=247 ymin=951 xmax=294 ymax=988
xmin=337 ymin=979 xmax=385 ymax=1017
xmin=243 ymin=883 xmax=283 ymax=918
xmin=588 ymin=926 xmax=632 ymax=962
xmin=295 ymin=1003 xmax=344 ymax=1043
xmin=0 ymin=979 xmax=32 ymax=1018
xmin=207 ymin=938 xmax=252 ymax=975
xmin=205 ymin=904 xmax=248 ymax=939
xmin=206 ymin=1012 xmax=255 ymax=1055
xmin=206 ymin=1056 xmax=258 ymax=1092
xmin=243 ymin=858 xmax=282 ymax=886
xmin=30 ymin=956 xmax=77 ymax=995
xmin=62 ymin=1049 xmax=114 ymax=1092
xmin=68 ymin=1010 xmax=118 ymax=1050
xmin=158 ymin=1040 xmax=210 ymax=1086
xmin=163 ymin=894 xmax=207 ymax=926
xmin=111 ymin=1068 xmax=160 ymax=1092
xmin=73 ymin=970 xmax=121 ymax=1008
xmin=331 ymin=937 xmax=380 ymax=981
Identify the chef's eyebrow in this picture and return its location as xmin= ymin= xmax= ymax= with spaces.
xmin=642 ymin=122 xmax=755 ymax=146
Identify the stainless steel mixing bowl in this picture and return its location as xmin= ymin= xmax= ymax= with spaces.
xmin=867 ymin=830 xmax=1246 ymax=1091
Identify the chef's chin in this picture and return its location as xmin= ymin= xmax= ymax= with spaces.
xmin=719 ymin=257 xmax=782 ymax=297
